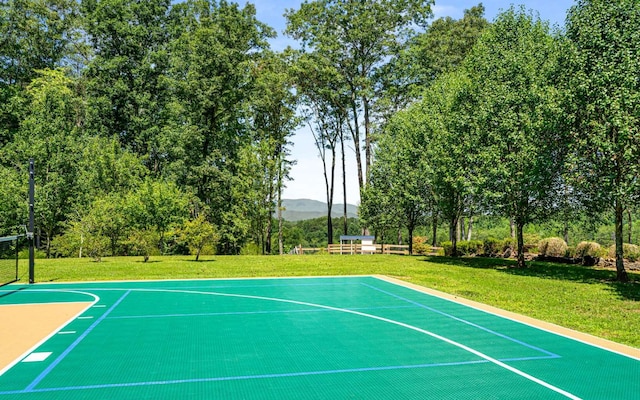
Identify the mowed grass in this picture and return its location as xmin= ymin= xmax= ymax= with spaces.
xmin=13 ymin=254 xmax=640 ymax=348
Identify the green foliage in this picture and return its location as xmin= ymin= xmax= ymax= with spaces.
xmin=565 ymin=0 xmax=640 ymax=281
xmin=52 ymin=218 xmax=110 ymax=262
xmin=464 ymin=7 xmax=565 ymax=267
xmin=538 ymin=237 xmax=569 ymax=258
xmin=123 ymin=178 xmax=191 ymax=240
xmin=403 ymin=4 xmax=489 ymax=92
xmin=125 ymin=229 xmax=161 ymax=262
xmin=608 ymin=244 xmax=640 ymax=263
xmin=440 ymin=241 xmax=452 ymax=256
xmin=456 ymin=240 xmax=483 ymax=256
xmin=483 ymin=238 xmax=502 ymax=257
xmin=575 ymin=241 xmax=604 ymax=258
xmin=176 ymin=214 xmax=219 ymax=261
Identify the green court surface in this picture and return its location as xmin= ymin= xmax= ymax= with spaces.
xmin=0 ymin=276 xmax=638 ymax=399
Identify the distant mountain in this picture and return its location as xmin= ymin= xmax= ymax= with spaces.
xmin=279 ymin=199 xmax=358 ymax=222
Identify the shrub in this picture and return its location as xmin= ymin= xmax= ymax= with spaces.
xmin=523 ymin=233 xmax=542 ymax=252
xmin=457 ymin=240 xmax=483 ymax=256
xmin=412 ymin=236 xmax=431 ymax=255
xmin=575 ymin=241 xmax=604 ymax=266
xmin=441 ymin=241 xmax=454 ymax=256
xmin=608 ymin=243 xmax=640 ymax=262
xmin=502 ymin=238 xmax=515 ymax=252
xmin=125 ymin=229 xmax=160 ymax=262
xmin=483 ymin=238 xmax=502 ymax=256
xmin=538 ymin=237 xmax=568 ymax=258
xmin=575 ymin=241 xmax=603 ymax=258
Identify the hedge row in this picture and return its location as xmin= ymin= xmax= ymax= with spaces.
xmin=427 ymin=236 xmax=640 ymax=265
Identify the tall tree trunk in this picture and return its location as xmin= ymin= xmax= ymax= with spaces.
xmin=325 ymin=145 xmax=336 ymax=245
xmin=510 ymin=218 xmax=515 ymax=238
xmin=363 ymin=96 xmax=371 ymax=179
xmin=615 ymin=199 xmax=629 ymax=282
xmin=266 ymin=189 xmax=272 ymax=255
xmin=341 ymin=128 xmax=348 ymax=235
xmin=467 ymin=216 xmax=473 ymax=241
xmin=277 ymin=172 xmax=284 ymax=255
xmin=450 ymin=216 xmax=459 ymax=256
xmin=627 ymin=209 xmax=632 ymax=244
xmin=516 ymin=220 xmax=526 ymax=268
xmin=350 ymin=99 xmax=364 ymax=193
xmin=432 ymin=214 xmax=438 ymax=247
xmin=408 ymin=224 xmax=414 ymax=255
xmin=460 ymin=217 xmax=466 ymax=242
xmin=563 ymin=220 xmax=569 ymax=244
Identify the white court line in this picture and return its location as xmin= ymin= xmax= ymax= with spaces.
xmin=125 ymin=287 xmax=582 ymax=400
xmin=374 ymin=275 xmax=640 ymax=361
xmin=0 ymin=291 xmax=99 ymax=377
xmin=58 ymin=331 xmax=76 ymax=335
xmin=22 ymin=352 xmax=52 ymax=363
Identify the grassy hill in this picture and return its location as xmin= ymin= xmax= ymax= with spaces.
xmin=280 ymin=199 xmax=358 ymax=221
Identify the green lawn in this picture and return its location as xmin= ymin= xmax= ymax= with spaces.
xmin=14 ymin=254 xmax=640 ymax=348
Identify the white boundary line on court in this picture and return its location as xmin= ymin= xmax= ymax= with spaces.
xmin=14 ymin=274 xmax=639 ymax=359
xmin=114 ymin=287 xmax=583 ymax=400
xmin=11 ymin=274 xmax=639 ymax=359
xmin=0 ymin=291 xmax=99 ymax=377
xmin=374 ymin=275 xmax=640 ymax=361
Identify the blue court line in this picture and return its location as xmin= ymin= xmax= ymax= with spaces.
xmin=1 ymin=355 xmax=557 ymax=395
xmin=106 ymin=304 xmax=418 ymax=320
xmin=23 ymin=290 xmax=132 ymax=392
xmin=361 ymin=283 xmax=560 ymax=359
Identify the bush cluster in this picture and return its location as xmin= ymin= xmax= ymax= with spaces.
xmin=575 ymin=241 xmax=604 ymax=258
xmin=537 ymin=237 xmax=569 ymax=258
xmin=482 ymin=237 xmax=515 ymax=257
xmin=441 ymin=240 xmax=483 ymax=256
xmin=608 ymin=243 xmax=640 ymax=262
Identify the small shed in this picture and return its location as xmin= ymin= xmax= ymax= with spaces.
xmin=339 ymin=235 xmax=376 ymax=254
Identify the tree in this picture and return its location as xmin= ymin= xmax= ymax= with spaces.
xmin=163 ymin=0 xmax=273 ymax=254
xmin=0 ymin=0 xmax=81 ymax=145
xmin=399 ymin=3 xmax=489 ymax=97
xmin=6 ymin=69 xmax=86 ymax=256
xmin=465 ymin=8 xmax=566 ymax=268
xmin=0 ymin=165 xmax=27 ymax=233
xmin=123 ymin=178 xmax=191 ymax=251
xmin=82 ymin=0 xmax=171 ymax=165
xmin=565 ymin=0 xmax=640 ymax=281
xmin=417 ymin=71 xmax=479 ymax=256
xmin=125 ymin=228 xmax=160 ymax=262
xmin=177 ymin=213 xmax=219 ymax=261
xmin=291 ymin=52 xmax=348 ymax=245
xmin=248 ymin=51 xmax=298 ymax=254
xmin=363 ymin=108 xmax=432 ymax=254
xmin=285 ymin=0 xmax=433 ymax=197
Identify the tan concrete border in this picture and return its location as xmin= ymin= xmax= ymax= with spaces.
xmin=374 ymin=274 xmax=640 ymax=360
xmin=0 ymin=302 xmax=93 ymax=375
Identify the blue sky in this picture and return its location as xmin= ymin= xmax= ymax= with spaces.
xmin=248 ymin=0 xmax=577 ymax=204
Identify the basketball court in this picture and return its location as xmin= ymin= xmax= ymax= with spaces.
xmin=0 ymin=276 xmax=638 ymax=399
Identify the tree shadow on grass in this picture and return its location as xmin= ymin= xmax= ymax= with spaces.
xmin=422 ymin=256 xmax=640 ymax=301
